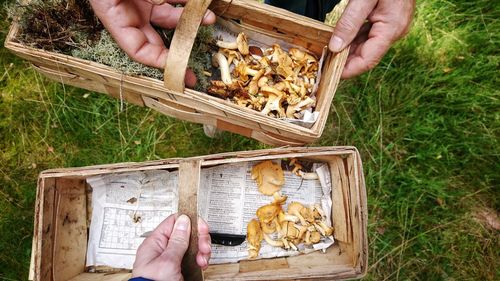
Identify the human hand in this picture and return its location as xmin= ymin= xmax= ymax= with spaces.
xmin=89 ymin=0 xmax=216 ymax=87
xmin=132 ymin=214 xmax=212 ymax=281
xmin=329 ymin=0 xmax=415 ymax=78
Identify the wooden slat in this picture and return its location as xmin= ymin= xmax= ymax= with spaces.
xmin=53 ymin=178 xmax=87 ymax=281
xmin=209 ymin=0 xmax=334 ymax=46
xmin=68 ymin=273 xmax=131 ymax=281
xmin=178 ymin=160 xmax=203 ymax=281
xmin=346 ymin=155 xmax=361 ymax=268
xmin=238 ymin=258 xmax=288 ymax=273
xmin=38 ymin=178 xmax=56 ymax=281
xmin=330 ymin=157 xmax=350 ymax=243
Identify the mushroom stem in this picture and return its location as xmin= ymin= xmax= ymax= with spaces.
xmin=295 ymin=224 xmax=308 ymax=238
xmin=290 ymin=210 xmax=307 ymax=226
xmin=263 ymin=233 xmax=284 ymax=247
xmin=316 ymin=221 xmax=334 ymax=236
xmin=212 ymin=52 xmax=232 ymax=85
xmin=304 ymin=231 xmax=312 ymax=245
xmin=216 ymin=41 xmax=238 ymax=50
xmin=313 ymin=222 xmax=326 ymax=236
xmin=273 ymin=217 xmax=282 ymax=232
xmin=298 ymin=170 xmax=319 ymax=180
xmin=272 ymin=192 xmax=288 ymax=205
xmin=289 ymin=241 xmax=298 ymax=251
xmin=281 ymin=238 xmax=290 ymax=249
xmin=282 ymin=213 xmax=299 ymax=223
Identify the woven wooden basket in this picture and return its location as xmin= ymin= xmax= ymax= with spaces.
xmin=5 ymin=0 xmax=348 ymax=146
xmin=30 ymin=146 xmax=367 ymax=281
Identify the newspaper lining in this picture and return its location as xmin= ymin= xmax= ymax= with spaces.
xmin=86 ymin=161 xmax=334 ymax=269
xmin=86 ymin=170 xmax=179 ymax=269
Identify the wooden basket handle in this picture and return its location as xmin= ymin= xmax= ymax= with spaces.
xmin=178 ymin=160 xmax=204 ymax=281
xmin=163 ymin=0 xmax=214 ymax=93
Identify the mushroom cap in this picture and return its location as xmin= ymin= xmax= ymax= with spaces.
xmin=247 ymin=219 xmax=263 ymax=258
xmin=251 ymin=160 xmax=285 ymax=195
xmin=236 ymin=33 xmax=249 ymax=55
xmin=272 ymin=193 xmax=288 ymax=205
xmin=310 ymin=231 xmax=321 ymax=243
xmin=247 ymin=219 xmax=263 ymax=243
xmin=300 ymin=207 xmax=315 ymax=223
xmin=256 ymin=203 xmax=281 ymax=224
xmin=234 ymin=62 xmax=250 ymax=82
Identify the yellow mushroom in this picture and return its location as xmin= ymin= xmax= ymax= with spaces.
xmin=260 ymin=86 xmax=286 ymax=117
xmin=278 ymin=211 xmax=299 ymax=224
xmin=256 ymin=203 xmax=282 ymax=224
xmin=287 ymin=202 xmax=308 ymax=226
xmin=285 ymin=97 xmax=316 ymax=119
xmin=216 ymin=33 xmax=249 ymax=55
xmin=310 ymin=231 xmax=321 ymax=243
xmin=247 ymin=219 xmax=263 ymax=259
xmin=251 ymin=160 xmax=285 ymax=195
xmin=263 ymin=233 xmax=284 ymax=247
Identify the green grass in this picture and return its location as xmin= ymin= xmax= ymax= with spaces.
xmin=1 ymin=0 xmax=499 ymax=280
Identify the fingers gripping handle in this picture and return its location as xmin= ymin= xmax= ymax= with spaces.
xmin=163 ymin=0 xmax=214 ymax=93
xmin=178 ymin=160 xmax=203 ymax=281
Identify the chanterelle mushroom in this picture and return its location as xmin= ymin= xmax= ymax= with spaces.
xmin=285 ymin=97 xmax=316 ymax=119
xmin=216 ymin=33 xmax=249 ymax=55
xmin=252 ymin=160 xmax=285 ymax=195
xmin=263 ymin=233 xmax=284 ymax=247
xmin=247 ymin=219 xmax=263 ymax=259
xmin=234 ymin=61 xmax=260 ymax=82
xmin=310 ymin=231 xmax=321 ymax=244
xmin=256 ymin=203 xmax=281 ymax=224
xmin=287 ymin=202 xmax=308 ymax=226
xmin=261 ymin=86 xmax=285 ymax=117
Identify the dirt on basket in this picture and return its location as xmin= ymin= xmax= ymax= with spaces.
xmin=13 ymin=0 xmax=102 ymax=53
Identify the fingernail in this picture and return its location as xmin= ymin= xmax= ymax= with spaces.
xmin=329 ymin=36 xmax=344 ymax=53
xmin=203 ymin=11 xmax=212 ymax=20
xmin=175 ymin=215 xmax=190 ymax=231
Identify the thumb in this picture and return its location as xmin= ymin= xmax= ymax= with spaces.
xmin=163 ymin=214 xmax=191 ymax=267
xmin=329 ymin=0 xmax=378 ymax=53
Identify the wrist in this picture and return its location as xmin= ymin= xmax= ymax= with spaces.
xmin=129 ymin=277 xmax=154 ymax=281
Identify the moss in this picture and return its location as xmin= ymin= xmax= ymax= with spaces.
xmin=72 ymin=30 xmax=164 ymax=80
xmin=12 ymin=0 xmax=214 ymax=91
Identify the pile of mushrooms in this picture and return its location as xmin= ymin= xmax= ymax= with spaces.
xmin=246 ymin=160 xmax=333 ymax=259
xmin=208 ymin=33 xmax=319 ymax=119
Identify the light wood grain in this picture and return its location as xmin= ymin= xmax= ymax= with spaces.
xmin=53 ymin=178 xmax=87 ymax=281
xmin=178 ymin=160 xmax=204 ymax=281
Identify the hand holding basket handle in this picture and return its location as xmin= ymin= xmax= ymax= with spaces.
xmin=89 ymin=0 xmax=216 ymax=88
xmin=132 ymin=214 xmax=212 ymax=281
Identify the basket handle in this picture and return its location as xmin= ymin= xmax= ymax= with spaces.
xmin=178 ymin=159 xmax=204 ymax=281
xmin=163 ymin=0 xmax=213 ymax=93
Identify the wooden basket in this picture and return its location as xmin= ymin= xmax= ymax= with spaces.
xmin=30 ymin=146 xmax=367 ymax=281
xmin=5 ymin=0 xmax=349 ymax=146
